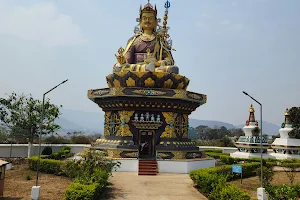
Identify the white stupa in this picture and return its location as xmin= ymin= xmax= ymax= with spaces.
xmin=231 ymin=104 xmax=271 ymax=159
xmin=270 ymin=108 xmax=300 ymax=159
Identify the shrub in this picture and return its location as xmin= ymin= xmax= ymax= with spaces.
xmin=210 ymin=183 xmax=251 ymax=200
xmin=256 ymin=166 xmax=274 ymax=187
xmin=49 ymin=152 xmax=64 ymax=160
xmin=48 ymin=146 xmax=72 ymax=160
xmin=28 ymin=156 xmax=65 ymax=175
xmin=42 ymin=146 xmax=53 ymax=155
xmin=190 ymin=163 xmax=255 ymax=199
xmin=64 ymin=181 xmax=102 ymax=200
xmin=279 ymin=161 xmax=300 ymax=185
xmin=266 ymin=184 xmax=298 ymax=200
xmin=204 ymin=149 xmax=223 ymax=154
xmin=25 ymin=175 xmax=31 ymax=181
xmin=62 ymin=146 xmax=71 ymax=152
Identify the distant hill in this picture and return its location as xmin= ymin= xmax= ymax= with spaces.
xmin=55 ymin=108 xmax=280 ymax=135
xmin=235 ymin=121 xmax=280 ymax=136
xmin=189 ymin=119 xmax=236 ymax=129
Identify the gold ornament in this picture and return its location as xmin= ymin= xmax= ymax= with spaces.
xmin=163 ymin=79 xmax=173 ymax=88
xmin=107 ymin=149 xmax=122 ymax=158
xmin=104 ymin=112 xmax=112 ymax=136
xmin=110 ymin=87 xmax=124 ymax=96
xmin=126 ymin=77 xmax=136 ymax=87
xmin=173 ymin=90 xmax=187 ymax=99
xmin=113 ymin=79 xmax=121 ymax=87
xmin=116 ymin=111 xmax=134 ymax=137
xmin=144 ymin=77 xmax=155 ymax=87
xmin=173 ymin=151 xmax=186 ymax=160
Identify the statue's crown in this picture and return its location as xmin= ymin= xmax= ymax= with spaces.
xmin=140 ymin=0 xmax=157 ymax=17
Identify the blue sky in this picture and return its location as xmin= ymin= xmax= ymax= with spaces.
xmin=0 ymin=0 xmax=299 ymax=125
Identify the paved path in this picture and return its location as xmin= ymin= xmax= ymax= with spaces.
xmin=101 ymin=172 xmax=207 ymax=200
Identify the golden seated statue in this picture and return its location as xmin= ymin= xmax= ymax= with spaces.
xmin=113 ymin=1 xmax=179 ymax=74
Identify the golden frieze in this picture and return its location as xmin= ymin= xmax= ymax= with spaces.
xmin=173 ymin=90 xmax=187 ymax=99
xmin=187 ymin=93 xmax=202 ymax=100
xmin=107 ymin=149 xmax=122 ymax=158
xmin=106 ymin=72 xmax=189 ymax=89
xmin=93 ymin=89 xmax=110 ymax=96
xmin=132 ymin=89 xmax=166 ymax=96
xmin=110 ymin=87 xmax=124 ymax=96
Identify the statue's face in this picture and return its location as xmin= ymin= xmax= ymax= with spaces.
xmin=140 ymin=12 xmax=157 ymax=31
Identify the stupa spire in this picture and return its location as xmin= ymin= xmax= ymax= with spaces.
xmin=284 ymin=108 xmax=292 ymax=125
xmin=248 ymin=104 xmax=256 ymax=122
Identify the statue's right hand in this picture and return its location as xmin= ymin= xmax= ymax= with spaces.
xmin=115 ymin=54 xmax=127 ymax=65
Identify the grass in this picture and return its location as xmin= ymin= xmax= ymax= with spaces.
xmin=232 ymin=172 xmax=300 ymax=200
xmin=3 ymin=163 xmax=72 ymax=200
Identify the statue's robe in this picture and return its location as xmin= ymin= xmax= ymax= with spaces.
xmin=114 ymin=34 xmax=179 ymax=74
xmin=114 ymin=34 xmax=178 ymax=74
xmin=124 ymin=35 xmax=174 ymax=65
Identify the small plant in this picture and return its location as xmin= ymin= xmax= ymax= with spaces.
xmin=280 ymin=160 xmax=300 ymax=185
xmin=25 ymin=175 xmax=31 ymax=180
xmin=251 ymin=127 xmax=261 ymax=136
xmin=42 ymin=146 xmax=53 ymax=155
xmin=256 ymin=166 xmax=274 ymax=187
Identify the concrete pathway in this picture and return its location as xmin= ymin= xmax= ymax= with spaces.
xmin=101 ymin=172 xmax=207 ymax=200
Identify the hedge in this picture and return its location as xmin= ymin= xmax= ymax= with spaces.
xmin=64 ymin=181 xmax=102 ymax=200
xmin=28 ymin=150 xmax=115 ymax=200
xmin=28 ymin=156 xmax=65 ymax=175
xmin=205 ymin=151 xmax=296 ymax=167
xmin=190 ymin=163 xmax=260 ymax=199
xmin=266 ymin=184 xmax=300 ymax=200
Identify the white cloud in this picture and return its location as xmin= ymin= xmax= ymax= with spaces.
xmin=220 ymin=20 xmax=243 ymax=32
xmin=0 ymin=2 xmax=87 ymax=48
xmin=195 ymin=21 xmax=205 ymax=28
xmin=220 ymin=20 xmax=231 ymax=25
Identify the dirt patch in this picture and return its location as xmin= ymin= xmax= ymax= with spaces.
xmin=2 ymin=164 xmax=72 ymax=200
xmin=232 ymin=172 xmax=300 ymax=200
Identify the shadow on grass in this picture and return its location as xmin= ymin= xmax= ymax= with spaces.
xmin=0 ymin=198 xmax=22 ymax=200
xmin=99 ymin=182 xmax=125 ymax=200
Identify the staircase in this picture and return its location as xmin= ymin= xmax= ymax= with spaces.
xmin=138 ymin=160 xmax=158 ymax=175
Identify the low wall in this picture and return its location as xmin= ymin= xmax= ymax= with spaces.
xmin=158 ymin=159 xmax=216 ymax=173
xmin=0 ymin=144 xmax=91 ymax=158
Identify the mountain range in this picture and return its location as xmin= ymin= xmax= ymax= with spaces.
xmin=55 ymin=108 xmax=280 ymax=135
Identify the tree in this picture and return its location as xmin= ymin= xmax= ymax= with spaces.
xmin=0 ymin=92 xmax=62 ymax=143
xmin=289 ymin=107 xmax=300 ymax=139
xmin=0 ymin=126 xmax=9 ymax=143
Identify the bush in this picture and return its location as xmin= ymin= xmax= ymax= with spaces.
xmin=48 ymin=146 xmax=72 ymax=160
xmin=64 ymin=181 xmax=102 ymax=200
xmin=204 ymin=149 xmax=223 ymax=154
xmin=266 ymin=184 xmax=299 ymax=200
xmin=28 ymin=156 xmax=64 ymax=175
xmin=63 ymin=150 xmax=120 ymax=199
xmin=256 ymin=166 xmax=274 ymax=187
xmin=42 ymin=146 xmax=53 ymax=155
xmin=190 ymin=163 xmax=259 ymax=199
xmin=210 ymin=183 xmax=251 ymax=200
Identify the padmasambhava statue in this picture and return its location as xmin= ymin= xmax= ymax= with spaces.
xmin=113 ymin=0 xmax=179 ymax=74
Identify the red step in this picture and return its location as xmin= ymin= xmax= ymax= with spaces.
xmin=138 ymin=160 xmax=158 ymax=176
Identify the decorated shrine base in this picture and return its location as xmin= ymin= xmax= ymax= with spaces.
xmin=113 ymin=158 xmax=216 ymax=174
